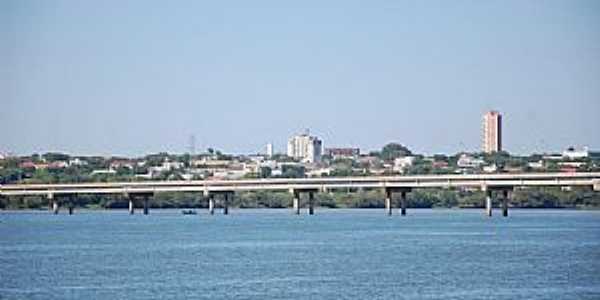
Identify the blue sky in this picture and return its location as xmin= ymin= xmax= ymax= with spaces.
xmin=2 ymin=0 xmax=599 ymax=156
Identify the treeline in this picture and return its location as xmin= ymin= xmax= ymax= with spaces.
xmin=1 ymin=187 xmax=599 ymax=210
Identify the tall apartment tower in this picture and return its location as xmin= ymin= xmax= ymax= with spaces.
xmin=266 ymin=143 xmax=274 ymax=157
xmin=482 ymin=111 xmax=502 ymax=153
xmin=287 ymin=133 xmax=322 ymax=163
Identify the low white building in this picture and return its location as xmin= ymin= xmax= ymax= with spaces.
xmin=162 ymin=160 xmax=184 ymax=170
xmin=212 ymin=170 xmax=248 ymax=180
xmin=306 ymin=167 xmax=332 ymax=177
xmin=457 ymin=154 xmax=485 ymax=169
xmin=69 ymin=158 xmax=88 ymax=166
xmin=558 ymin=161 xmax=586 ymax=168
xmin=528 ymin=161 xmax=544 ymax=169
xmin=243 ymin=162 xmax=260 ymax=174
xmin=135 ymin=173 xmax=153 ymax=180
xmin=393 ymin=156 xmax=416 ymax=173
xmin=91 ymin=169 xmax=117 ymax=175
xmin=191 ymin=158 xmax=230 ymax=168
xmin=543 ymin=154 xmax=564 ymax=161
xmin=483 ymin=165 xmax=498 ymax=173
xmin=563 ymin=147 xmax=589 ymax=160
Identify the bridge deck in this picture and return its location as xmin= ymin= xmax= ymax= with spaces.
xmin=1 ymin=172 xmax=599 ymax=196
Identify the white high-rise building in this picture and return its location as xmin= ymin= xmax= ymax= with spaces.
xmin=287 ymin=133 xmax=322 ymax=163
xmin=482 ymin=111 xmax=502 ymax=154
xmin=266 ymin=143 xmax=274 ymax=157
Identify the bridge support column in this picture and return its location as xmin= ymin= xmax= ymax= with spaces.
xmin=308 ymin=191 xmax=314 ymax=215
xmin=47 ymin=194 xmax=54 ymax=212
xmin=52 ymin=200 xmax=59 ymax=215
xmin=292 ymin=190 xmax=300 ymax=215
xmin=129 ymin=199 xmax=135 ymax=215
xmin=67 ymin=195 xmax=75 ymax=215
xmin=385 ymin=189 xmax=392 ymax=216
xmin=143 ymin=196 xmax=149 ymax=215
xmin=485 ymin=190 xmax=492 ymax=217
xmin=208 ymin=195 xmax=215 ymax=215
xmin=400 ymin=191 xmax=407 ymax=216
xmin=223 ymin=193 xmax=229 ymax=215
xmin=502 ymin=190 xmax=510 ymax=217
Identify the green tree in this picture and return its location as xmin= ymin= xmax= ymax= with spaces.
xmin=260 ymin=167 xmax=272 ymax=178
xmin=380 ymin=143 xmax=412 ymax=161
xmin=280 ymin=165 xmax=305 ymax=178
xmin=42 ymin=152 xmax=70 ymax=162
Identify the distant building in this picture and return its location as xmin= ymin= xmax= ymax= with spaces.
xmin=393 ymin=156 xmax=416 ymax=173
xmin=482 ymin=111 xmax=502 ymax=153
xmin=212 ymin=170 xmax=248 ymax=180
xmin=325 ymin=148 xmax=360 ymax=159
xmin=306 ymin=167 xmax=332 ymax=177
xmin=432 ymin=161 xmax=449 ymax=169
xmin=457 ymin=154 xmax=485 ymax=169
xmin=287 ymin=133 xmax=322 ymax=163
xmin=91 ymin=169 xmax=117 ymax=175
xmin=110 ymin=160 xmax=135 ymax=169
xmin=19 ymin=161 xmax=37 ymax=169
xmin=483 ymin=165 xmax=498 ymax=173
xmin=527 ymin=161 xmax=544 ymax=169
xmin=48 ymin=161 xmax=68 ymax=169
xmin=542 ymin=154 xmax=564 ymax=161
xmin=161 ymin=160 xmax=184 ymax=170
xmin=266 ymin=143 xmax=274 ymax=157
xmin=68 ymin=158 xmax=88 ymax=167
xmin=562 ymin=147 xmax=588 ymax=160
xmin=558 ymin=161 xmax=586 ymax=168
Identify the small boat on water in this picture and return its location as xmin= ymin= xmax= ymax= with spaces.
xmin=181 ymin=209 xmax=197 ymax=215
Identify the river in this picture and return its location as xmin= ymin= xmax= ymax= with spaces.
xmin=1 ymin=209 xmax=599 ymax=299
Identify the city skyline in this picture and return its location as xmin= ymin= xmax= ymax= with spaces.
xmin=2 ymin=1 xmax=600 ymax=156
xmin=1 ymin=109 xmax=598 ymax=158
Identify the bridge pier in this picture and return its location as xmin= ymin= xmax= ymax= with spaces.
xmin=384 ymin=188 xmax=411 ymax=216
xmin=485 ymin=190 xmax=492 ymax=217
xmin=502 ymin=190 xmax=512 ymax=217
xmin=52 ymin=200 xmax=59 ymax=215
xmin=223 ymin=193 xmax=230 ymax=215
xmin=308 ymin=191 xmax=314 ymax=215
xmin=68 ymin=198 xmax=74 ymax=215
xmin=47 ymin=194 xmax=54 ymax=212
xmin=385 ymin=189 xmax=392 ymax=216
xmin=208 ymin=195 xmax=215 ymax=215
xmin=143 ymin=196 xmax=149 ymax=215
xmin=290 ymin=189 xmax=317 ymax=215
xmin=400 ymin=191 xmax=407 ymax=216
xmin=67 ymin=195 xmax=75 ymax=215
xmin=292 ymin=190 xmax=300 ymax=215
xmin=129 ymin=198 xmax=135 ymax=214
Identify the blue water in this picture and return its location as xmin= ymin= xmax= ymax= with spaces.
xmin=1 ymin=209 xmax=600 ymax=300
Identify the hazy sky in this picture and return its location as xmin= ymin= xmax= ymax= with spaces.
xmin=2 ymin=0 xmax=599 ymax=157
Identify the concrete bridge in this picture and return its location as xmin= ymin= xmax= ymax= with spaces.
xmin=1 ymin=172 xmax=599 ymax=217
